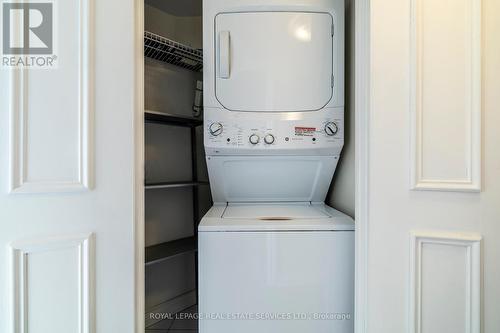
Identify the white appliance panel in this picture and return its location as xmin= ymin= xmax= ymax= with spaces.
xmin=206 ymin=155 xmax=338 ymax=203
xmin=204 ymin=107 xmax=345 ymax=155
xmin=199 ymin=230 xmax=354 ymax=333
xmin=215 ymin=12 xmax=334 ymax=112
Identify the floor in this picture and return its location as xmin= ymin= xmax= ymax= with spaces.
xmin=146 ymin=305 xmax=198 ymax=333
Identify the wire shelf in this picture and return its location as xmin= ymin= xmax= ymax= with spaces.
xmin=145 ymin=181 xmax=209 ymax=190
xmin=144 ymin=31 xmax=203 ymax=72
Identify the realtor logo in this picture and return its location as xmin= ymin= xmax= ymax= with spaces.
xmin=2 ymin=1 xmax=57 ymax=68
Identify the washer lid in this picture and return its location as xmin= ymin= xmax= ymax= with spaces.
xmin=199 ymin=203 xmax=354 ymax=232
xmin=222 ymin=203 xmax=330 ymax=220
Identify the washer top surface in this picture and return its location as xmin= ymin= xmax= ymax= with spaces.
xmin=199 ymin=203 xmax=354 ymax=232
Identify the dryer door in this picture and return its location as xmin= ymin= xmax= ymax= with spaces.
xmin=215 ymin=12 xmax=334 ymax=112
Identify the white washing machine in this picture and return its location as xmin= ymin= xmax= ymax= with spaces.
xmin=199 ymin=0 xmax=353 ymax=332
xmin=199 ymin=203 xmax=354 ymax=333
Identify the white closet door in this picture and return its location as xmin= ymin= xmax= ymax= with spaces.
xmin=215 ymin=12 xmax=333 ymax=112
xmin=0 ymin=0 xmax=139 ymax=332
xmin=365 ymin=0 xmax=500 ymax=332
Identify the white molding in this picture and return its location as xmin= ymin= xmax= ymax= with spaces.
xmin=9 ymin=0 xmax=94 ymax=194
xmin=409 ymin=231 xmax=481 ymax=333
xmin=354 ymin=0 xmax=370 ymax=332
xmin=409 ymin=0 xmax=482 ymax=192
xmin=134 ymin=0 xmax=145 ymax=331
xmin=9 ymin=233 xmax=95 ymax=333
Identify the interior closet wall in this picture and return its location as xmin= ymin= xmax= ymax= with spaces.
xmin=145 ymin=5 xmax=202 ymax=112
xmin=145 ymin=2 xmax=202 ymax=48
xmin=144 ymin=2 xmax=206 ymax=316
xmin=327 ymin=0 xmax=355 ymax=218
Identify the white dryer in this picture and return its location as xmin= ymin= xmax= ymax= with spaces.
xmin=199 ymin=0 xmax=353 ymax=332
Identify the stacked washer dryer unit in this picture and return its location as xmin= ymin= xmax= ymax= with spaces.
xmin=199 ymin=0 xmax=354 ymax=332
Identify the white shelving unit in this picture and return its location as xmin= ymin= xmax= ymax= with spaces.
xmin=144 ymin=31 xmax=203 ymax=72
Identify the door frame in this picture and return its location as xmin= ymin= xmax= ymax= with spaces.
xmin=134 ymin=0 xmax=145 ymax=332
xmin=132 ymin=0 xmax=372 ymax=332
xmin=354 ymin=1 xmax=371 ymax=332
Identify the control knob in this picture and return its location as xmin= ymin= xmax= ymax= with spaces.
xmin=249 ymin=134 xmax=260 ymax=145
xmin=264 ymin=134 xmax=275 ymax=145
xmin=325 ymin=122 xmax=339 ymax=136
xmin=209 ymin=122 xmax=223 ymax=136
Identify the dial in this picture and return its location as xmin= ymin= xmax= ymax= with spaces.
xmin=249 ymin=134 xmax=260 ymax=145
xmin=264 ymin=134 xmax=275 ymax=145
xmin=209 ymin=122 xmax=223 ymax=136
xmin=325 ymin=122 xmax=339 ymax=136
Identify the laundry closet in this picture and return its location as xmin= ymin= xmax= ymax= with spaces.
xmin=143 ymin=0 xmax=355 ymax=332
xmin=143 ymin=0 xmax=208 ymax=330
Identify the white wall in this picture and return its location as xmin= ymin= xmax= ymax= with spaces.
xmin=145 ymin=59 xmax=202 ymax=114
xmin=367 ymin=0 xmax=500 ymax=332
xmin=145 ymin=4 xmax=202 ymax=49
xmin=328 ymin=0 xmax=355 ymax=218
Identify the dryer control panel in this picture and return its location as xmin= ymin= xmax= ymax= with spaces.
xmin=204 ymin=107 xmax=344 ymax=155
